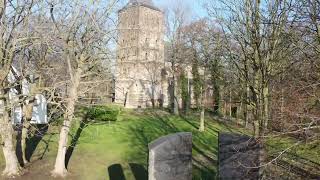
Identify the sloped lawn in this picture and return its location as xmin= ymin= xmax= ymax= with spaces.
xmin=0 ymin=108 xmax=245 ymax=180
xmin=2 ymin=107 xmax=317 ymax=179
xmin=65 ymin=109 xmax=246 ymax=180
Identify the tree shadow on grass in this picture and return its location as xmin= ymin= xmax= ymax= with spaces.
xmin=181 ymin=113 xmax=222 ymax=137
xmin=26 ymin=125 xmax=49 ymax=161
xmin=129 ymin=163 xmax=148 ymax=180
xmin=64 ymin=111 xmax=111 ymax=169
xmin=16 ymin=124 xmax=49 ymax=166
xmin=214 ymin=117 xmax=238 ymax=133
xmin=126 ymin=110 xmax=218 ymax=179
xmin=108 ymin=164 xmax=126 ymax=180
xmin=65 ymin=115 xmax=89 ymax=168
xmin=15 ymin=125 xmax=25 ymax=166
xmin=193 ymin=144 xmax=217 ymax=165
xmin=193 ymin=161 xmax=217 ymax=180
xmin=181 ymin=116 xmax=199 ymax=129
xmin=125 ymin=111 xmax=180 ymax=163
xmin=106 ymin=163 xmax=147 ymax=180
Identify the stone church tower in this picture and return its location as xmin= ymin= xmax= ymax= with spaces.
xmin=115 ymin=0 xmax=167 ymax=108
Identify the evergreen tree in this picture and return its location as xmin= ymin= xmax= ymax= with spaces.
xmin=179 ymin=71 xmax=190 ymax=113
xmin=192 ymin=59 xmax=203 ymax=109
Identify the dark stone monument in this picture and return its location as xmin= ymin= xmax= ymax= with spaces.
xmin=148 ymin=132 xmax=192 ymax=180
xmin=218 ymin=133 xmax=262 ymax=180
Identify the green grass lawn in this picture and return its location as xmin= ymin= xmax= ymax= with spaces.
xmin=0 ymin=108 xmax=246 ymax=180
xmin=265 ymin=136 xmax=320 ymax=177
xmin=0 ymin=108 xmax=318 ymax=180
xmin=65 ymin=109 xmax=246 ymax=180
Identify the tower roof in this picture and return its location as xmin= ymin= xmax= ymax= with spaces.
xmin=119 ymin=0 xmax=161 ymax=13
xmin=129 ymin=0 xmax=154 ymax=6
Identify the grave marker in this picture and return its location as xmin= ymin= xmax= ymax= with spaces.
xmin=31 ymin=94 xmax=48 ymax=124
xmin=218 ymin=133 xmax=262 ymax=180
xmin=148 ymin=132 xmax=192 ymax=180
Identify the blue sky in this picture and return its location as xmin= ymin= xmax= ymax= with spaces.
xmin=117 ymin=0 xmax=208 ymax=21
xmin=153 ymin=0 xmax=208 ymax=20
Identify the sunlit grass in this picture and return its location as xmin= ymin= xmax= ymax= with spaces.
xmin=66 ymin=108 xmax=243 ymax=180
xmin=0 ymin=107 xmax=318 ymax=179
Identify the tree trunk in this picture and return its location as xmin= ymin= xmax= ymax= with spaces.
xmin=224 ymin=100 xmax=227 ymax=117
xmin=0 ymin=100 xmax=20 ymax=177
xmin=243 ymin=103 xmax=248 ymax=128
xmin=199 ymin=107 xmax=205 ymax=132
xmin=51 ymin=117 xmax=71 ymax=177
xmin=252 ymin=71 xmax=261 ymax=138
xmin=173 ymin=97 xmax=179 ymax=115
xmin=280 ymin=85 xmax=284 ymax=121
xmin=20 ymin=120 xmax=30 ymax=165
xmin=253 ymin=111 xmax=260 ymax=138
xmin=52 ymin=93 xmax=75 ymax=177
xmin=1 ymin=128 xmax=21 ymax=177
xmin=244 ymin=85 xmax=249 ymax=128
xmin=229 ymin=91 xmax=232 ymax=117
xmin=199 ymin=86 xmax=205 ymax=132
xmin=52 ymin=68 xmax=81 ymax=177
xmin=20 ymin=83 xmax=36 ymax=165
xmin=242 ymin=83 xmax=249 ymax=128
xmin=263 ymin=86 xmax=269 ymax=131
xmin=21 ymin=123 xmax=28 ymax=165
xmin=172 ymin=76 xmax=179 ymax=115
xmin=213 ymin=84 xmax=220 ymax=114
xmin=151 ymin=84 xmax=155 ymax=108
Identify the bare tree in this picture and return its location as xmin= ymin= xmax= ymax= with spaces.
xmin=181 ymin=19 xmax=224 ymax=131
xmin=47 ymin=0 xmax=118 ymax=177
xmin=208 ymin=0 xmax=295 ymax=137
xmin=0 ymin=0 xmax=35 ymax=176
xmin=165 ymin=2 xmax=190 ymax=115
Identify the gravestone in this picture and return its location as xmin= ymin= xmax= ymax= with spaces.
xmin=12 ymin=105 xmax=23 ymax=124
xmin=0 ymin=100 xmax=3 ymax=115
xmin=9 ymin=84 xmax=22 ymax=124
xmin=7 ymin=67 xmax=26 ymax=124
xmin=218 ymin=133 xmax=262 ymax=180
xmin=148 ymin=132 xmax=192 ymax=180
xmin=31 ymin=94 xmax=48 ymax=124
xmin=22 ymin=78 xmax=31 ymax=96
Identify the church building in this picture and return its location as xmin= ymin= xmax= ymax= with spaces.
xmin=115 ymin=0 xmax=168 ymax=108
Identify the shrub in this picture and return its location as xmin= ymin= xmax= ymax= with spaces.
xmin=86 ymin=105 xmax=120 ymax=122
